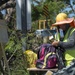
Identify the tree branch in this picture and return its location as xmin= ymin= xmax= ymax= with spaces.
xmin=5 ymin=8 xmax=16 ymax=22
xmin=0 ymin=0 xmax=16 ymax=11
xmin=0 ymin=0 xmax=9 ymax=6
xmin=69 ymin=4 xmax=75 ymax=14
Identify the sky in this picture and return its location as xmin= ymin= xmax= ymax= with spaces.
xmin=63 ymin=0 xmax=75 ymax=17
xmin=1 ymin=9 xmax=6 ymax=15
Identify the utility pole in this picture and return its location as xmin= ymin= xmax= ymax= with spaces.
xmin=16 ymin=0 xmax=31 ymax=32
xmin=16 ymin=0 xmax=31 ymax=51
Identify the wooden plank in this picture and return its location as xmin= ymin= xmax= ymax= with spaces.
xmin=27 ymin=68 xmax=58 ymax=71
xmin=27 ymin=68 xmax=58 ymax=75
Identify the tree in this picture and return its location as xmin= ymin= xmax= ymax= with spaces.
xmin=31 ymin=0 xmax=66 ymax=27
xmin=31 ymin=0 xmax=75 ymax=26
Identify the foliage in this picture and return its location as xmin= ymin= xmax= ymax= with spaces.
xmin=31 ymin=0 xmax=75 ymax=23
xmin=4 ymin=30 xmax=29 ymax=75
xmin=31 ymin=0 xmax=66 ymax=26
xmin=5 ymin=31 xmax=21 ymax=53
xmin=31 ymin=5 xmax=40 ymax=21
xmin=9 ymin=49 xmax=29 ymax=75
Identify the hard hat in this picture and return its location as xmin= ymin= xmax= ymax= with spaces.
xmin=52 ymin=13 xmax=75 ymax=27
xmin=56 ymin=13 xmax=67 ymax=22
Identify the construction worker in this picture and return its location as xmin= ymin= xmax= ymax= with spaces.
xmin=51 ymin=13 xmax=75 ymax=66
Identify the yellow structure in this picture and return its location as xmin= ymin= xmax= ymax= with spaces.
xmin=38 ymin=19 xmax=51 ymax=29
